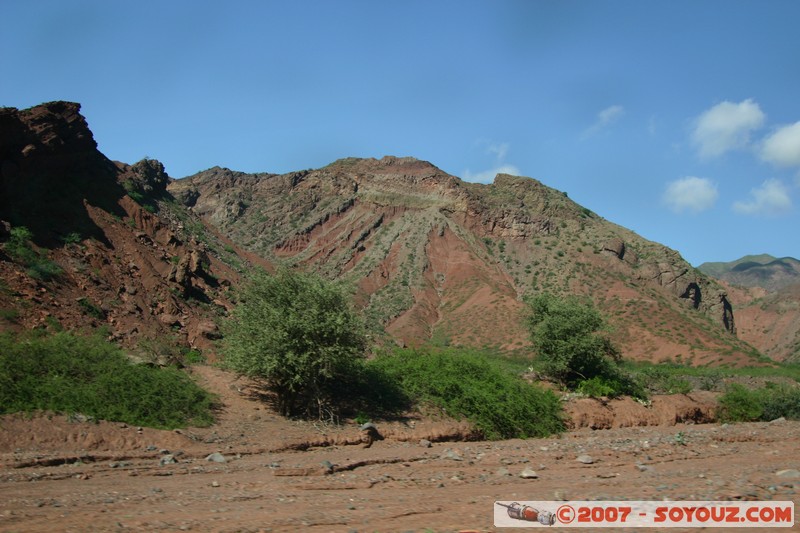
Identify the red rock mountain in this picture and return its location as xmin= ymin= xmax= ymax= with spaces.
xmin=169 ymin=157 xmax=760 ymax=366
xmin=698 ymin=255 xmax=800 ymax=362
xmin=0 ymin=102 xmax=259 ymax=359
xmin=0 ymin=102 xmax=768 ymax=365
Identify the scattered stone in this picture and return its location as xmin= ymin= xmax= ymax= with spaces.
xmin=211 ymin=481 xmax=220 ymax=487
xmin=576 ymin=454 xmax=594 ymax=464
xmin=442 ymin=449 xmax=463 ymax=461
xmin=195 ymin=319 xmax=221 ymax=340
xmin=496 ymin=467 xmax=511 ymax=477
xmin=205 ymin=453 xmax=226 ymax=463
xmin=776 ymin=469 xmax=800 ymax=479
xmin=159 ymin=455 xmax=177 ymax=466
xmin=769 ymin=417 xmax=787 ymax=424
xmin=519 ymin=468 xmax=538 ymax=479
xmin=158 ymin=313 xmax=182 ymax=327
xmin=554 ymin=489 xmax=568 ymax=501
xmin=419 ymin=439 xmax=432 ymax=448
xmin=320 ymin=460 xmax=334 ymax=474
xmin=360 ymin=423 xmax=383 ymax=448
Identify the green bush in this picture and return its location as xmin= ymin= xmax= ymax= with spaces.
xmin=77 ymin=297 xmax=105 ymax=319
xmin=0 ymin=331 xmax=215 ymax=429
xmin=577 ymin=376 xmax=620 ymax=398
xmin=717 ymin=384 xmax=763 ymax=422
xmin=525 ymin=293 xmax=646 ymax=399
xmin=222 ymin=268 xmax=367 ymax=418
xmin=761 ymin=384 xmax=800 ymax=420
xmin=0 ymin=308 xmax=20 ymax=322
xmin=635 ymin=366 xmax=693 ymax=395
xmin=328 ymin=362 xmax=410 ymax=419
xmin=718 ymin=383 xmax=800 ymax=422
xmin=3 ymin=226 xmax=63 ymax=281
xmin=369 ymin=348 xmax=564 ymax=440
xmin=525 ymin=292 xmax=620 ymax=385
xmin=61 ymin=232 xmax=82 ymax=245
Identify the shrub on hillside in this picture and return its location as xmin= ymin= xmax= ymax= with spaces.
xmin=525 ymin=292 xmax=645 ymax=398
xmin=369 ymin=348 xmax=565 ymax=439
xmin=2 ymin=226 xmax=63 ymax=281
xmin=636 ymin=366 xmax=693 ymax=395
xmin=525 ymin=292 xmax=620 ymax=384
xmin=222 ymin=268 xmax=367 ymax=418
xmin=0 ymin=331 xmax=214 ymax=428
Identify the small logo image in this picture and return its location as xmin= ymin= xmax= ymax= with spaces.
xmin=556 ymin=504 xmax=575 ymax=524
xmin=496 ymin=502 xmax=556 ymax=525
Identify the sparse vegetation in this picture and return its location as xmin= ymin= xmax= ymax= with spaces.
xmin=60 ymin=232 xmax=82 ymax=245
xmin=0 ymin=308 xmax=20 ymax=322
xmin=0 ymin=331 xmax=215 ymax=429
xmin=369 ymin=348 xmax=564 ymax=439
xmin=3 ymin=226 xmax=63 ymax=281
xmin=77 ymin=297 xmax=105 ymax=319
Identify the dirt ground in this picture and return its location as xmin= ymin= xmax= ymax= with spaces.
xmin=1 ymin=366 xmax=798 ymax=532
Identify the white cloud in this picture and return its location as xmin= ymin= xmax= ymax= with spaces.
xmin=663 ymin=176 xmax=719 ymax=213
xmin=760 ymin=121 xmax=800 ymax=167
xmin=486 ymin=142 xmax=509 ymax=161
xmin=733 ymin=178 xmax=792 ymax=215
xmin=691 ymin=99 xmax=765 ymax=158
xmin=582 ymin=105 xmax=625 ymax=138
xmin=463 ymin=164 xmax=522 ymax=183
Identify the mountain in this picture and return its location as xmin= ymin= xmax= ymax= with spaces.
xmin=698 ymin=254 xmax=800 ymax=292
xmin=698 ymin=255 xmax=800 ymax=362
xmin=169 ymin=156 xmax=760 ymax=366
xmin=0 ymin=102 xmax=261 ymax=359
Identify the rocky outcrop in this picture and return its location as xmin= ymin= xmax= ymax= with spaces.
xmin=0 ymin=102 xmax=252 ymax=356
xmin=0 ymin=101 xmax=123 ymax=244
xmin=128 ymin=158 xmax=171 ymax=196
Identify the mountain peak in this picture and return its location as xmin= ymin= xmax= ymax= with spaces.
xmin=327 ymin=155 xmax=448 ymax=176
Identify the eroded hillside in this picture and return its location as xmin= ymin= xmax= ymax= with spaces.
xmin=698 ymin=255 xmax=800 ymax=362
xmin=169 ymin=156 xmax=759 ymax=365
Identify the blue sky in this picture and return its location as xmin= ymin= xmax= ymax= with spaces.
xmin=2 ymin=0 xmax=799 ymax=266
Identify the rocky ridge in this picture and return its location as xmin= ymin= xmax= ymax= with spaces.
xmin=170 ymin=155 xmax=754 ymax=365
xmin=0 ymin=102 xmax=259 ymax=357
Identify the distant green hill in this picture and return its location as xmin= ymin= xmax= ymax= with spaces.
xmin=698 ymin=255 xmax=800 ymax=291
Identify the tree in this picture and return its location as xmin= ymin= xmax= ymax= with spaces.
xmin=222 ymin=268 xmax=367 ymax=417
xmin=525 ymin=292 xmax=620 ymax=386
